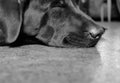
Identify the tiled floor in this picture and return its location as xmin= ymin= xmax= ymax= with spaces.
xmin=0 ymin=22 xmax=120 ymax=83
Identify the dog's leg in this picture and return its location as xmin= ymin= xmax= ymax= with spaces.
xmin=0 ymin=0 xmax=22 ymax=44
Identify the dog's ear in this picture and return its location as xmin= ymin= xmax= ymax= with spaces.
xmin=23 ymin=0 xmax=52 ymax=36
xmin=0 ymin=0 xmax=22 ymax=44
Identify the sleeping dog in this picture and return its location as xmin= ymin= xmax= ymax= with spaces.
xmin=0 ymin=0 xmax=106 ymax=47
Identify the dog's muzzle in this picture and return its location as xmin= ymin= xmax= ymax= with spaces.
xmin=63 ymin=25 xmax=106 ymax=47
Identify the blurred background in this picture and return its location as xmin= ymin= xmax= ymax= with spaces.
xmin=78 ymin=0 xmax=120 ymax=22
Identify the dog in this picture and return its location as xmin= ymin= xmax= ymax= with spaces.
xmin=0 ymin=0 xmax=106 ymax=47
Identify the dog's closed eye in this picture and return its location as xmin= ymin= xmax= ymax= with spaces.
xmin=50 ymin=0 xmax=66 ymax=8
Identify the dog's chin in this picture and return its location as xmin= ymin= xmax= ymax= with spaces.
xmin=62 ymin=33 xmax=101 ymax=48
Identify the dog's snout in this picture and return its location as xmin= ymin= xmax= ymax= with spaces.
xmin=89 ymin=26 xmax=106 ymax=39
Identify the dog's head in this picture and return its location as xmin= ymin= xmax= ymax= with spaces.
xmin=24 ymin=0 xmax=106 ymax=47
xmin=0 ymin=0 xmax=106 ymax=47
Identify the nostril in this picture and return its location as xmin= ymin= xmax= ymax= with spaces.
xmin=103 ymin=27 xmax=107 ymax=30
xmin=101 ymin=27 xmax=106 ymax=34
xmin=89 ymin=32 xmax=100 ymax=39
xmin=102 ymin=26 xmax=106 ymax=30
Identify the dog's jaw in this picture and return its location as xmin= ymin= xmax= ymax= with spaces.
xmin=62 ymin=34 xmax=101 ymax=48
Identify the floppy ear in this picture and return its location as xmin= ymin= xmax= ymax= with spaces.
xmin=0 ymin=0 xmax=22 ymax=44
xmin=23 ymin=0 xmax=51 ymax=36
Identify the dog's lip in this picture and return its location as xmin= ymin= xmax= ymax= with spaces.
xmin=63 ymin=34 xmax=88 ymax=46
xmin=63 ymin=37 xmax=87 ymax=47
xmin=63 ymin=33 xmax=100 ymax=47
xmin=64 ymin=36 xmax=99 ymax=47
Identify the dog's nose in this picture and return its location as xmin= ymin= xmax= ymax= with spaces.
xmin=89 ymin=27 xmax=106 ymax=39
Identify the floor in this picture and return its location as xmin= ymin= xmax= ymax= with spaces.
xmin=95 ymin=22 xmax=120 ymax=83
xmin=0 ymin=22 xmax=119 ymax=83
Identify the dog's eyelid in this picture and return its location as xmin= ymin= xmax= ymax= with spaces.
xmin=55 ymin=0 xmax=65 ymax=4
xmin=50 ymin=0 xmax=66 ymax=8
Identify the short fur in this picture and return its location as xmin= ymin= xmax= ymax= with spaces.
xmin=0 ymin=0 xmax=106 ymax=47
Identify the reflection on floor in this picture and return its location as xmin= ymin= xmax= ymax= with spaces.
xmin=95 ymin=22 xmax=120 ymax=83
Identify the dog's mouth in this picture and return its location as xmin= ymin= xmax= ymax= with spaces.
xmin=63 ymin=32 xmax=101 ymax=47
